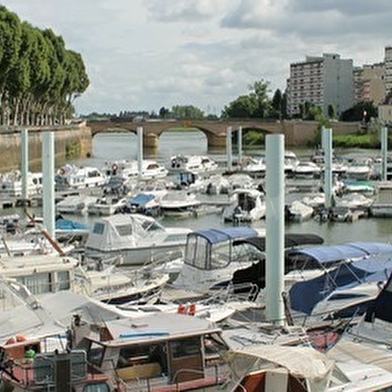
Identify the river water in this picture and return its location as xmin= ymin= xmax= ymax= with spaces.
xmin=13 ymin=131 xmax=392 ymax=245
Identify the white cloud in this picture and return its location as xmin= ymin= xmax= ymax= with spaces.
xmin=1 ymin=0 xmax=392 ymax=115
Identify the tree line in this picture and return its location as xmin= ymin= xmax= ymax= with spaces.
xmin=89 ymin=80 xmax=378 ymax=124
xmin=0 ymin=6 xmax=89 ymax=127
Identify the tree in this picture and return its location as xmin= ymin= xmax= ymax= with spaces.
xmin=339 ymin=102 xmax=377 ymax=122
xmin=221 ymin=95 xmax=258 ymax=118
xmin=249 ymin=80 xmax=272 ymax=118
xmin=0 ymin=6 xmax=89 ymax=126
xmin=271 ymin=89 xmax=286 ymax=119
xmin=221 ymin=79 xmax=272 ymax=119
xmin=159 ymin=106 xmax=170 ymax=118
xmin=171 ymin=105 xmax=204 ymax=119
xmin=327 ymin=104 xmax=335 ymax=120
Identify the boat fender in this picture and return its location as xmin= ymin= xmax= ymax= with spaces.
xmin=177 ymin=303 xmax=196 ymax=315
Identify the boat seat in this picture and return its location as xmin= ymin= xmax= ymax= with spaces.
xmin=116 ymin=362 xmax=162 ymax=380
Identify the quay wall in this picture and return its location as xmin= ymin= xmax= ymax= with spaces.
xmin=0 ymin=125 xmax=92 ymax=172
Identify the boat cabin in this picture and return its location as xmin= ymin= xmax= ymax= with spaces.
xmin=0 ymin=336 xmax=110 ymax=392
xmin=72 ymin=313 xmax=229 ymax=391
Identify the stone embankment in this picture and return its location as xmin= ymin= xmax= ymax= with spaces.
xmin=0 ymin=124 xmax=92 ymax=172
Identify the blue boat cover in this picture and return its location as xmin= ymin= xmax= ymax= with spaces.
xmin=129 ymin=193 xmax=155 ymax=206
xmin=191 ymin=227 xmax=259 ymax=244
xmin=56 ymin=218 xmax=88 ymax=231
xmin=288 ymin=242 xmax=392 ymax=264
xmin=289 ymin=254 xmax=392 ymax=314
xmin=366 ymin=272 xmax=392 ymax=323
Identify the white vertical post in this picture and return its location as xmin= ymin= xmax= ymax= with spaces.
xmin=226 ymin=126 xmax=232 ymax=171
xmin=237 ymin=126 xmax=243 ymax=165
xmin=381 ymin=126 xmax=388 ymax=181
xmin=42 ymin=131 xmax=55 ymax=239
xmin=323 ymin=127 xmax=333 ymax=208
xmin=137 ymin=126 xmax=143 ymax=179
xmin=21 ymin=129 xmax=29 ymax=202
xmin=265 ymin=134 xmax=285 ymax=325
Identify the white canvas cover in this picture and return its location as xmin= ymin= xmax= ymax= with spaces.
xmin=228 ymin=344 xmax=334 ymax=392
xmin=85 ymin=213 xmax=166 ymax=251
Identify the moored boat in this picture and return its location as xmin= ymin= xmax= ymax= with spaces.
xmin=84 ymin=213 xmax=192 ymax=266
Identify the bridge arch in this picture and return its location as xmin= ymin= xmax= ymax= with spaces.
xmin=87 ymin=119 xmax=362 ymax=150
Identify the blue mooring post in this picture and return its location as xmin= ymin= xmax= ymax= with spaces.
xmin=265 ymin=134 xmax=285 ymax=325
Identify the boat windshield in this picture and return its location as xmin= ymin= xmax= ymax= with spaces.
xmin=184 ymin=236 xmax=263 ymax=270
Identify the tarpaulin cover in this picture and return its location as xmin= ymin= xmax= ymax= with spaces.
xmin=290 ymin=255 xmax=392 ymax=314
xmin=288 ymin=242 xmax=392 ymax=264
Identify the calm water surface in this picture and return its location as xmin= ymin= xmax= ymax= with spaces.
xmin=18 ymin=131 xmax=392 ymax=245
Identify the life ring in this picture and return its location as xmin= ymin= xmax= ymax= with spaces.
xmin=6 ymin=335 xmax=26 ymax=345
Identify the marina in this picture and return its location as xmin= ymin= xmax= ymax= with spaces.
xmin=1 ymin=130 xmax=392 ymax=391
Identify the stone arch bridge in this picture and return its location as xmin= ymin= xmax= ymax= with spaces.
xmin=87 ymin=119 xmax=361 ymax=150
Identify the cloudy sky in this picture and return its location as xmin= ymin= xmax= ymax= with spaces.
xmin=1 ymin=0 xmax=391 ymax=116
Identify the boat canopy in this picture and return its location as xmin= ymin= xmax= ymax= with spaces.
xmin=234 ymin=233 xmax=324 ymax=251
xmin=287 ymin=241 xmax=392 ymax=265
xmin=183 ymin=227 xmax=260 ymax=270
xmin=290 ymin=254 xmax=392 ymax=314
xmin=190 ymin=227 xmax=259 ymax=244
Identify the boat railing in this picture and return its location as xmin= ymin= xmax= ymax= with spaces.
xmin=204 ymin=282 xmax=260 ymax=305
xmin=116 ymin=363 xmax=228 ymax=391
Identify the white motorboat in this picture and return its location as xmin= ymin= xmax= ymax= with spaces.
xmin=288 ymin=241 xmax=392 ymax=321
xmin=293 ymin=161 xmax=321 ymax=179
xmin=159 ymin=190 xmax=202 ymax=217
xmin=103 ymin=159 xmax=168 ymax=181
xmin=222 ymin=188 xmax=266 ymax=222
xmin=87 ymin=195 xmax=128 ymax=215
xmin=75 ymin=264 xmax=169 ymax=305
xmin=201 ymin=173 xmax=230 ymax=195
xmin=285 ymin=200 xmax=314 ymax=222
xmin=55 ymin=164 xmax=107 ymax=191
xmin=284 ymin=151 xmax=300 ymax=177
xmin=173 ymin=227 xmax=266 ymax=294
xmin=84 ymin=213 xmax=192 ymax=266
xmin=56 ymin=194 xmax=98 ymax=215
xmin=168 ymin=154 xmax=218 ymax=174
xmin=122 ymin=192 xmax=161 ymax=217
xmin=0 ymin=170 xmax=43 ymax=198
xmin=334 ymin=192 xmax=374 ymax=210
xmin=345 ymin=158 xmax=374 ymax=180
xmin=241 ymin=156 xmax=266 ymax=178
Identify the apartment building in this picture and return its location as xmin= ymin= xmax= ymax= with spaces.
xmin=384 ymin=46 xmax=392 ymax=98
xmin=287 ymin=53 xmax=354 ymax=118
xmin=354 ymin=63 xmax=385 ymax=105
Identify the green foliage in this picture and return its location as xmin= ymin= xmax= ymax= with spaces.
xmin=339 ymin=102 xmax=377 ymax=122
xmin=222 ymin=79 xmax=274 ymax=119
xmin=171 ymin=105 xmax=204 ymax=119
xmin=333 ymin=133 xmax=381 ymax=148
xmin=0 ymin=6 xmax=89 ymax=126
